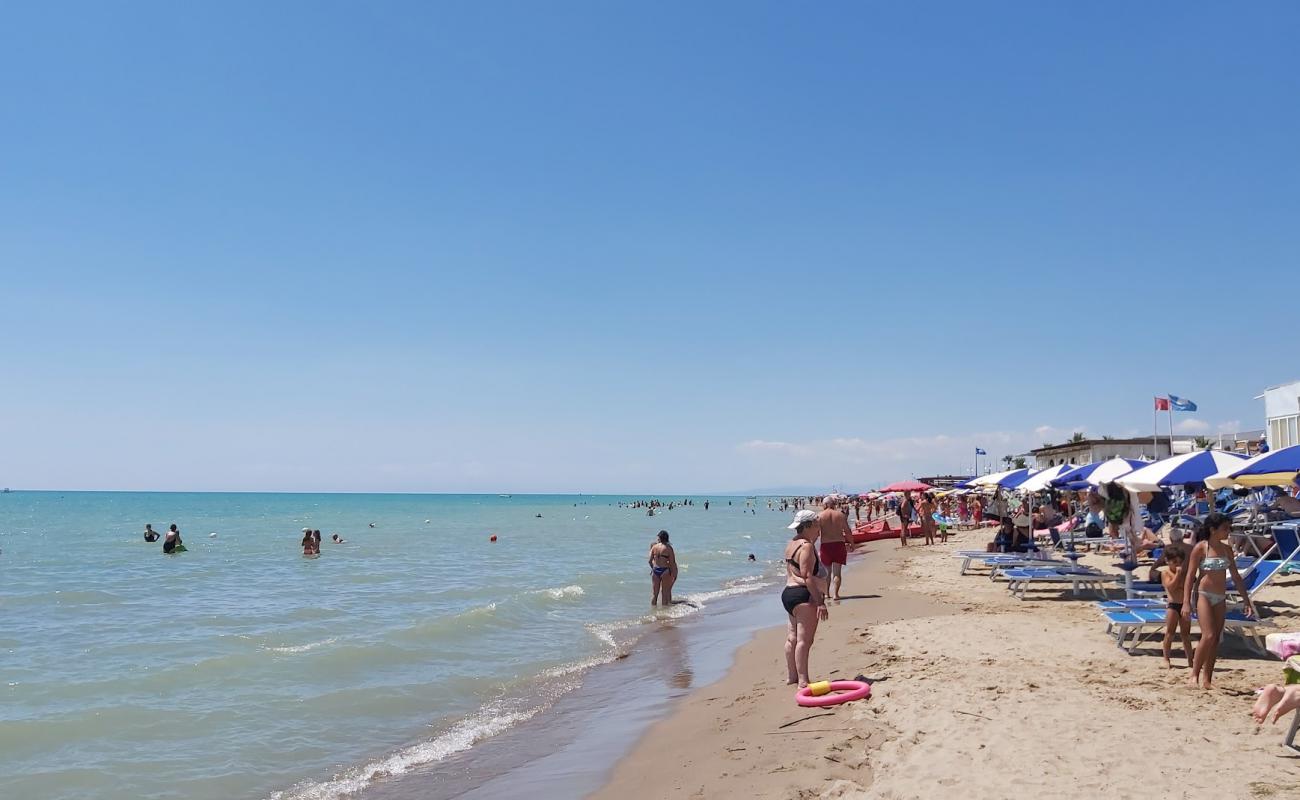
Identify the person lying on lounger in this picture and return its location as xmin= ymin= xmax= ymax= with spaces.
xmin=1252 ymin=683 xmax=1300 ymax=725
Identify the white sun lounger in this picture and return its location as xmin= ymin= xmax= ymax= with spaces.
xmin=1002 ymin=567 xmax=1120 ymax=600
xmin=953 ymin=551 xmax=1059 ymax=576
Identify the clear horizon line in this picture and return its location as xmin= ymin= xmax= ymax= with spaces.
xmin=0 ymin=487 xmax=832 ymax=497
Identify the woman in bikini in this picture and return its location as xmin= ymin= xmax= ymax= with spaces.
xmin=782 ymin=509 xmax=828 ymax=688
xmin=1183 ymin=512 xmax=1255 ymax=689
xmin=648 ymin=530 xmax=677 ymax=606
xmin=918 ymin=493 xmax=937 ymax=545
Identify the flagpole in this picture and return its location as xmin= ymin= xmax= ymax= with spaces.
xmin=1168 ymin=408 xmax=1175 ymax=456
xmin=1152 ymin=399 xmax=1158 ymax=459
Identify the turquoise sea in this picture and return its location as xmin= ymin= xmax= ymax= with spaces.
xmin=0 ymin=492 xmax=788 ymax=800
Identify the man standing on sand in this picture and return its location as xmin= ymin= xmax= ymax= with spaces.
xmin=816 ymin=495 xmax=855 ymax=601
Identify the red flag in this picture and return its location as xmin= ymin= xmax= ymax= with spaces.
xmin=1154 ymin=397 xmax=1170 ymax=411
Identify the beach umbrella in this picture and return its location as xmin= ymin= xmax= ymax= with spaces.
xmin=1221 ymin=444 xmax=1300 ymax=488
xmin=878 ymin=479 xmax=933 ymax=493
xmin=1117 ymin=450 xmax=1247 ymax=492
xmin=1205 ymin=450 xmax=1275 ymax=489
xmin=970 ymin=468 xmax=1035 ymax=489
xmin=1051 ymin=457 xmax=1146 ymax=489
xmin=1016 ymin=464 xmax=1076 ymax=493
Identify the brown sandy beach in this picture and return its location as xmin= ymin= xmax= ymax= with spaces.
xmin=593 ymin=532 xmax=1300 ymax=799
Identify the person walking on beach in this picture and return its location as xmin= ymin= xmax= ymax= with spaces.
xmin=1183 ymin=513 xmax=1254 ymax=689
xmin=648 ymin=530 xmax=678 ymax=606
xmin=816 ymin=496 xmax=854 ymax=601
xmin=918 ymin=493 xmax=937 ymax=546
xmin=782 ymin=509 xmax=828 ymax=688
xmin=897 ymin=492 xmax=914 ymax=546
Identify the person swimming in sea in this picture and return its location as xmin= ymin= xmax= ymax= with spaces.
xmin=302 ymin=530 xmax=319 ymax=556
xmin=331 ymin=533 xmax=345 ymax=544
xmin=648 ymin=530 xmax=677 ymax=606
xmin=162 ymin=524 xmax=183 ymax=554
xmin=143 ymin=524 xmax=160 ymax=543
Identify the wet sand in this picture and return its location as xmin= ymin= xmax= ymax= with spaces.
xmin=593 ymin=530 xmax=1300 ymax=799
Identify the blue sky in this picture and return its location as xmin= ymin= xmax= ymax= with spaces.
xmin=2 ymin=2 xmax=1296 ymax=493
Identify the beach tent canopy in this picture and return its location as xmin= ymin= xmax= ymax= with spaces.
xmin=1051 ymin=457 xmax=1146 ymax=490
xmin=1017 ymin=464 xmax=1077 ymax=493
xmin=970 ymin=468 xmax=1035 ymax=489
xmin=1117 ymin=450 xmax=1247 ymax=492
xmin=878 ymin=479 xmax=933 ymax=493
xmin=1221 ymin=445 xmax=1300 ymax=488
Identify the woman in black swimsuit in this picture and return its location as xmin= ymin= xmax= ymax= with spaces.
xmin=782 ymin=509 xmax=828 ymax=688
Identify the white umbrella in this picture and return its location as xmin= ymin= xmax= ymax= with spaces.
xmin=1117 ymin=450 xmax=1247 ymax=492
xmin=1205 ymin=448 xmax=1290 ymax=489
xmin=1017 ymin=464 xmax=1076 ymax=493
xmin=1082 ymin=456 xmax=1142 ymax=487
xmin=970 ymin=468 xmax=1036 ymax=488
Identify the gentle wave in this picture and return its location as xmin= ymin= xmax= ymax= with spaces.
xmin=534 ymin=584 xmax=584 ymax=600
xmin=267 ymin=702 xmax=541 ymax=800
xmin=265 ymin=637 xmax=339 ymax=655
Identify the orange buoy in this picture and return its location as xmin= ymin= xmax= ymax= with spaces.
xmin=489 ymin=534 xmax=498 ymax=542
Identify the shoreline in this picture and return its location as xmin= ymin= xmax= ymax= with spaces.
xmin=590 ymin=539 xmax=943 ymax=799
xmin=591 ymin=531 xmax=1300 ymax=799
xmin=353 ymin=583 xmax=782 ymax=800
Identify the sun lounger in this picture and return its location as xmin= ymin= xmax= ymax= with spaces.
xmin=953 ymin=551 xmax=1057 ymax=576
xmin=1002 ymin=567 xmax=1119 ymax=600
xmin=1098 ymin=599 xmax=1166 ymax=612
xmin=1102 ymin=607 xmax=1271 ymax=654
xmin=1223 ymin=527 xmax=1300 ymax=603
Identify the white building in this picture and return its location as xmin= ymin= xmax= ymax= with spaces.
xmin=1262 ymin=380 xmax=1300 ymax=451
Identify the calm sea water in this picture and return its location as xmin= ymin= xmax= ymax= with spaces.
xmin=0 ymin=492 xmax=788 ymax=800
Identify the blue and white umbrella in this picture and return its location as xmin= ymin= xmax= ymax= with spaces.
xmin=1050 ymin=457 xmax=1146 ymax=490
xmin=1116 ymin=450 xmax=1247 ymax=492
xmin=1205 ymin=449 xmax=1278 ymax=489
xmin=970 ymin=467 xmax=1036 ymax=489
xmin=1221 ymin=444 xmax=1300 ymax=488
xmin=1017 ymin=463 xmax=1078 ymax=493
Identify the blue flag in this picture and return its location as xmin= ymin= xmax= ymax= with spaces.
xmin=975 ymin=447 xmax=987 ymax=455
xmin=1167 ymin=395 xmax=1198 ymax=412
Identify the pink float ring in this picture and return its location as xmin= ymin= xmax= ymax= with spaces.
xmin=795 ymin=680 xmax=871 ymax=707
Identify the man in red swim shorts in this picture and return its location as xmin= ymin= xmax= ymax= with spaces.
xmin=817 ymin=495 xmax=856 ymax=601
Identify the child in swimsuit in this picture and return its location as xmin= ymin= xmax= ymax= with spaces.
xmin=1183 ymin=512 xmax=1255 ymax=689
xmin=1159 ymin=543 xmax=1193 ymax=670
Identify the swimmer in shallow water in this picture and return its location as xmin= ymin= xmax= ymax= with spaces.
xmin=162 ymin=524 xmax=183 ymax=554
xmin=331 ymin=533 xmax=345 ymax=544
xmin=143 ymin=524 xmax=159 ymax=542
xmin=302 ymin=530 xmax=319 ymax=556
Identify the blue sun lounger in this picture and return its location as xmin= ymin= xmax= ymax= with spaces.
xmin=1102 ymin=607 xmax=1270 ymax=654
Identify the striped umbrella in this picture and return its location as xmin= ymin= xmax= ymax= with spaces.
xmin=1222 ymin=444 xmax=1300 ymax=488
xmin=1051 ymin=457 xmax=1146 ymax=489
xmin=1116 ymin=450 xmax=1247 ymax=492
xmin=970 ymin=468 xmax=1036 ymax=489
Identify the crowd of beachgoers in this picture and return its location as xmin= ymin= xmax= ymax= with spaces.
xmin=770 ymin=449 xmax=1300 ymax=756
